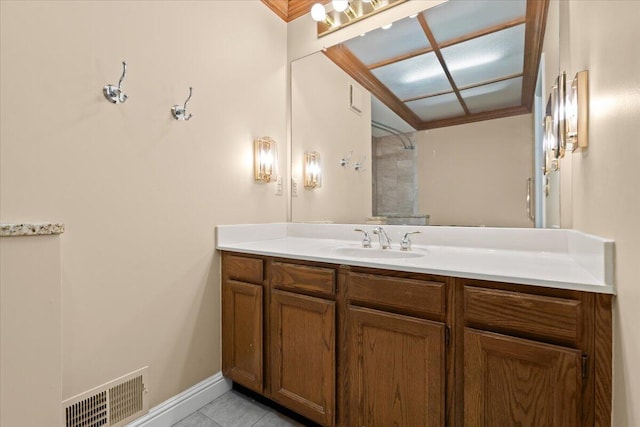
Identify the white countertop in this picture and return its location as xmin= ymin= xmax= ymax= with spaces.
xmin=216 ymin=223 xmax=615 ymax=294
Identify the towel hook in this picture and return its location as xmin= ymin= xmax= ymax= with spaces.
xmin=354 ymin=155 xmax=367 ymax=172
xmin=171 ymin=87 xmax=193 ymax=121
xmin=103 ymin=61 xmax=128 ymax=104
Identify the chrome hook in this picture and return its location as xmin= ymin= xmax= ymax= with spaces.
xmin=103 ymin=61 xmax=128 ymax=104
xmin=354 ymin=155 xmax=367 ymax=172
xmin=171 ymin=87 xmax=193 ymax=121
xmin=340 ymin=151 xmax=353 ymax=167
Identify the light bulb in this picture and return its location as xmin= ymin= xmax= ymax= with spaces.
xmin=311 ymin=3 xmax=327 ymax=22
xmin=332 ymin=0 xmax=349 ymax=13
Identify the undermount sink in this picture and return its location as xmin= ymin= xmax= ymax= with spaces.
xmin=331 ymin=246 xmax=425 ymax=259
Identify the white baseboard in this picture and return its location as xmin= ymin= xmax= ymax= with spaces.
xmin=126 ymin=372 xmax=232 ymax=427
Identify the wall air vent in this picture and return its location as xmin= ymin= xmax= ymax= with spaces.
xmin=62 ymin=367 xmax=149 ymax=427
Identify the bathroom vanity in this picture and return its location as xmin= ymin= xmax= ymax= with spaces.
xmin=217 ymin=223 xmax=614 ymax=427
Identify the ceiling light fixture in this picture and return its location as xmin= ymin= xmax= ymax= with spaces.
xmin=311 ymin=0 xmax=407 ymax=37
xmin=332 ymin=0 xmax=349 ymax=13
xmin=381 ymin=23 xmax=393 ymax=30
xmin=311 ymin=3 xmax=334 ymax=26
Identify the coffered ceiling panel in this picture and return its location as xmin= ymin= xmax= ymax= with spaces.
xmin=371 ymin=52 xmax=451 ymax=100
xmin=322 ymin=0 xmax=549 ymax=129
xmin=461 ymin=76 xmax=524 ymax=114
xmin=441 ymin=24 xmax=526 ymax=88
xmin=343 ymin=17 xmax=430 ymax=67
xmin=423 ymin=0 xmax=527 ymax=44
xmin=406 ymin=92 xmax=466 ymax=121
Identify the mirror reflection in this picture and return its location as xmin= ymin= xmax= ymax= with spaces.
xmin=291 ymin=0 xmax=560 ymax=227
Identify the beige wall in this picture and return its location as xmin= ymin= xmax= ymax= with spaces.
xmin=417 ymin=114 xmax=534 ymax=227
xmin=291 ymin=52 xmax=372 ymax=223
xmin=1 ymin=236 xmax=62 ymax=427
xmin=3 ymin=1 xmax=638 ymax=424
xmin=560 ymin=1 xmax=640 ymax=425
xmin=0 ymin=0 xmax=287 ymax=409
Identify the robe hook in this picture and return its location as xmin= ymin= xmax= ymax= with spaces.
xmin=172 ymin=87 xmax=193 ymax=121
xmin=103 ymin=61 xmax=128 ymax=104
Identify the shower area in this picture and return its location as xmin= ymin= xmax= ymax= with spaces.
xmin=371 ymin=122 xmax=429 ymax=225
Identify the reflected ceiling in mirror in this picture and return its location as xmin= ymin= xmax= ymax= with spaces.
xmin=324 ymin=0 xmax=549 ymax=130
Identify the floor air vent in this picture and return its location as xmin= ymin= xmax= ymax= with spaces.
xmin=63 ymin=367 xmax=148 ymax=427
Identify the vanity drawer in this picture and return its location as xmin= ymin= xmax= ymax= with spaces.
xmin=223 ymin=253 xmax=264 ymax=285
xmin=464 ymin=286 xmax=582 ymax=346
xmin=271 ymin=262 xmax=336 ymax=296
xmin=347 ymin=272 xmax=446 ymax=318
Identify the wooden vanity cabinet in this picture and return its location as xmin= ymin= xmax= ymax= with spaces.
xmin=221 ymin=253 xmax=612 ymax=427
xmin=464 ymin=328 xmax=582 ymax=426
xmin=457 ymin=279 xmax=613 ymax=427
xmin=221 ymin=253 xmax=265 ymax=393
xmin=344 ymin=271 xmax=451 ymax=427
xmin=269 ymin=261 xmax=336 ymax=426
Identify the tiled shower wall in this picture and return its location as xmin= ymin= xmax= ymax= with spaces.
xmin=372 ymin=133 xmax=418 ymax=216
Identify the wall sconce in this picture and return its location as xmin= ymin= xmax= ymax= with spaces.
xmin=304 ymin=151 xmax=322 ymax=189
xmin=311 ymin=0 xmax=407 ymax=37
xmin=543 ymin=114 xmax=558 ymax=172
xmin=254 ymin=137 xmax=277 ymax=183
xmin=566 ymin=70 xmax=589 ymax=151
xmin=553 ymin=72 xmax=567 ymax=160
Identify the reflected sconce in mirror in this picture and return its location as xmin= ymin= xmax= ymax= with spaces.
xmin=566 ymin=70 xmax=589 ymax=151
xmin=254 ymin=137 xmax=277 ymax=183
xmin=554 ymin=72 xmax=567 ymax=160
xmin=304 ymin=151 xmax=322 ymax=189
xmin=311 ymin=0 xmax=407 ymax=37
xmin=543 ymin=114 xmax=558 ymax=173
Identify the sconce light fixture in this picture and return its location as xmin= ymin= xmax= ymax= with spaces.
xmin=304 ymin=151 xmax=322 ymax=189
xmin=566 ymin=70 xmax=589 ymax=151
xmin=311 ymin=0 xmax=407 ymax=37
xmin=543 ymin=70 xmax=589 ymax=170
xmin=554 ymin=72 xmax=567 ymax=160
xmin=254 ymin=137 xmax=277 ymax=183
xmin=543 ymin=114 xmax=558 ymax=172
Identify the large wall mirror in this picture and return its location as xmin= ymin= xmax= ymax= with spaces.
xmin=291 ymin=0 xmax=560 ymax=227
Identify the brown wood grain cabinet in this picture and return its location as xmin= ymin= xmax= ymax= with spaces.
xmin=270 ymin=289 xmax=335 ymax=426
xmin=221 ymin=254 xmax=264 ymax=393
xmin=346 ymin=305 xmax=445 ymax=427
xmin=463 ymin=328 xmax=582 ymax=426
xmin=220 ymin=252 xmax=612 ymax=427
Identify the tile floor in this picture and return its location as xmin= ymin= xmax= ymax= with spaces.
xmin=171 ymin=389 xmax=312 ymax=427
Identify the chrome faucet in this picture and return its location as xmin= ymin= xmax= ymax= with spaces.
xmin=372 ymin=226 xmax=392 ymax=249
xmin=354 ymin=228 xmax=372 ymax=248
xmin=400 ymin=231 xmax=421 ymax=251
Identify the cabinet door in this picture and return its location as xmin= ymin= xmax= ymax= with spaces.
xmin=270 ymin=290 xmax=335 ymax=426
xmin=464 ymin=328 xmax=582 ymax=427
xmin=222 ymin=280 xmax=263 ymax=393
xmin=347 ymin=306 xmax=445 ymax=427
